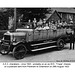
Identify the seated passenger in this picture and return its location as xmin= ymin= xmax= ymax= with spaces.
xmin=49 ymin=22 xmax=51 ymax=26
xmin=43 ymin=19 xmax=46 ymax=27
xmin=28 ymin=19 xmax=32 ymax=28
xmin=63 ymin=21 xmax=67 ymax=27
xmin=48 ymin=21 xmax=52 ymax=28
xmin=58 ymin=21 xmax=63 ymax=28
xmin=69 ymin=20 xmax=73 ymax=26
xmin=57 ymin=20 xmax=63 ymax=28
xmin=55 ymin=21 xmax=57 ymax=25
xmin=24 ymin=25 xmax=30 ymax=28
xmin=37 ymin=19 xmax=43 ymax=26
xmin=60 ymin=22 xmax=63 ymax=27
xmin=51 ymin=25 xmax=57 ymax=30
xmin=43 ymin=23 xmax=49 ymax=30
xmin=50 ymin=22 xmax=54 ymax=30
xmin=53 ymin=25 xmax=57 ymax=31
xmin=51 ymin=22 xmax=57 ymax=31
xmin=35 ymin=25 xmax=43 ymax=30
xmin=33 ymin=18 xmax=37 ymax=28
xmin=27 ymin=25 xmax=30 ymax=28
xmin=33 ymin=18 xmax=37 ymax=23
xmin=70 ymin=20 xmax=73 ymax=24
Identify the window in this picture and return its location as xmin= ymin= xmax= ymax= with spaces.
xmin=59 ymin=13 xmax=62 ymax=18
xmin=67 ymin=14 xmax=73 ymax=20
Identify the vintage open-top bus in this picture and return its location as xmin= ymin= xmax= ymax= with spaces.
xmin=0 ymin=23 xmax=72 ymax=59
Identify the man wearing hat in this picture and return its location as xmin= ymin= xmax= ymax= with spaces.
xmin=66 ymin=27 xmax=74 ymax=50
xmin=69 ymin=20 xmax=75 ymax=49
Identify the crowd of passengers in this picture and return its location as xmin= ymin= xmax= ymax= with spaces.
xmin=24 ymin=18 xmax=73 ymax=30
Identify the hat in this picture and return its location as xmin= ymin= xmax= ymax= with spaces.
xmin=70 ymin=20 xmax=73 ymax=24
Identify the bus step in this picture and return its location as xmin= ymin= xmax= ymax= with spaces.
xmin=31 ymin=41 xmax=56 ymax=46
xmin=31 ymin=46 xmax=56 ymax=51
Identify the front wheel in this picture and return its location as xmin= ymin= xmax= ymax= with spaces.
xmin=13 ymin=44 xmax=27 ymax=60
xmin=57 ymin=39 xmax=64 ymax=50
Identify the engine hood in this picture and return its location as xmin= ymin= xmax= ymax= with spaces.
xmin=11 ymin=32 xmax=26 ymax=36
xmin=4 ymin=31 xmax=27 ymax=42
xmin=4 ymin=31 xmax=26 ymax=36
xmin=16 ymin=29 xmax=33 ymax=32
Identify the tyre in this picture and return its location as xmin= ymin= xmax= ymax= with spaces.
xmin=57 ymin=39 xmax=64 ymax=50
xmin=13 ymin=44 xmax=27 ymax=59
xmin=0 ymin=45 xmax=10 ymax=55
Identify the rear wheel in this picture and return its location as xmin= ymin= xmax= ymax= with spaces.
xmin=57 ymin=39 xmax=64 ymax=50
xmin=13 ymin=44 xmax=27 ymax=60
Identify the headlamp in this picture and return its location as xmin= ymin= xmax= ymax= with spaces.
xmin=12 ymin=35 xmax=16 ymax=42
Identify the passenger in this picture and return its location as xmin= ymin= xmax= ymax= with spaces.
xmin=24 ymin=24 xmax=29 ymax=29
xmin=63 ymin=21 xmax=67 ymax=27
xmin=50 ymin=21 xmax=56 ymax=31
xmin=28 ymin=19 xmax=31 ymax=23
xmin=50 ymin=21 xmax=55 ymax=30
xmin=69 ymin=20 xmax=73 ymax=27
xmin=53 ymin=22 xmax=57 ymax=31
xmin=49 ymin=22 xmax=51 ymax=26
xmin=51 ymin=20 xmax=54 ymax=23
xmin=43 ymin=19 xmax=46 ymax=27
xmin=70 ymin=20 xmax=73 ymax=24
xmin=35 ymin=25 xmax=42 ymax=30
xmin=37 ymin=18 xmax=43 ymax=26
xmin=43 ymin=19 xmax=46 ymax=23
xmin=57 ymin=20 xmax=59 ymax=28
xmin=43 ymin=23 xmax=49 ymax=30
xmin=57 ymin=20 xmax=62 ymax=28
xmin=48 ymin=21 xmax=51 ymax=29
xmin=28 ymin=19 xmax=32 ymax=28
xmin=33 ymin=18 xmax=37 ymax=23
xmin=33 ymin=18 xmax=37 ymax=28
xmin=60 ymin=21 xmax=63 ymax=28
xmin=26 ymin=25 xmax=30 ymax=28
xmin=55 ymin=21 xmax=58 ymax=27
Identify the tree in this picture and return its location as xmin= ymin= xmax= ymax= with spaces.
xmin=0 ymin=8 xmax=14 ymax=30
xmin=0 ymin=8 xmax=51 ymax=30
xmin=17 ymin=8 xmax=49 ymax=22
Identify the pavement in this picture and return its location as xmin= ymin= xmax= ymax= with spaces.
xmin=0 ymin=43 xmax=75 ymax=62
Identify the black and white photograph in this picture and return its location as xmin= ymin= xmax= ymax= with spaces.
xmin=1 ymin=0 xmax=75 ymax=75
xmin=0 ymin=8 xmax=75 ymax=62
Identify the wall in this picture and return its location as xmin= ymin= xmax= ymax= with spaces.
xmin=59 ymin=12 xmax=75 ymax=24
xmin=60 ymin=13 xmax=68 ymax=22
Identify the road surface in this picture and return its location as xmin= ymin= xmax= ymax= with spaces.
xmin=0 ymin=43 xmax=75 ymax=62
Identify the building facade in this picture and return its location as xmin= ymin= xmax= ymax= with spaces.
xmin=51 ymin=8 xmax=75 ymax=24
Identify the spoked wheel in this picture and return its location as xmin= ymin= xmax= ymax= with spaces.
xmin=0 ymin=45 xmax=10 ymax=55
xmin=57 ymin=39 xmax=64 ymax=50
xmin=13 ymin=44 xmax=27 ymax=60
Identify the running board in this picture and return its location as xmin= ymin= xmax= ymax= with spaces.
xmin=31 ymin=46 xmax=57 ymax=51
xmin=31 ymin=41 xmax=56 ymax=46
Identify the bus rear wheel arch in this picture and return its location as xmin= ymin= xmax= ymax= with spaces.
xmin=57 ymin=39 xmax=64 ymax=50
